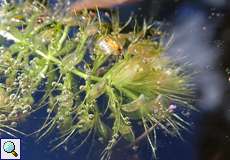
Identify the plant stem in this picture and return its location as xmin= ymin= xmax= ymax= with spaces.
xmin=57 ymin=26 xmax=70 ymax=51
xmin=116 ymin=86 xmax=138 ymax=100
xmin=128 ymin=124 xmax=157 ymax=147
xmin=0 ymin=29 xmax=102 ymax=81
xmin=35 ymin=49 xmax=101 ymax=81
xmin=35 ymin=49 xmax=61 ymax=65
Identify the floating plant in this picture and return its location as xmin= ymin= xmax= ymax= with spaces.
xmin=0 ymin=1 xmax=195 ymax=159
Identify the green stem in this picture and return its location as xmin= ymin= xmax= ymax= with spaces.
xmin=118 ymin=87 xmax=138 ymax=100
xmin=1 ymin=28 xmax=102 ymax=81
xmin=57 ymin=26 xmax=70 ymax=51
xmin=35 ymin=50 xmax=61 ymax=64
xmin=35 ymin=49 xmax=101 ymax=81
xmin=71 ymin=69 xmax=101 ymax=82
xmin=74 ymin=31 xmax=89 ymax=65
xmin=29 ymin=20 xmax=54 ymax=36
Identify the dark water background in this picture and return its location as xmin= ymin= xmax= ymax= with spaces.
xmin=1 ymin=0 xmax=230 ymax=160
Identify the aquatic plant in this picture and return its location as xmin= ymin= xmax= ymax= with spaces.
xmin=0 ymin=1 xmax=194 ymax=159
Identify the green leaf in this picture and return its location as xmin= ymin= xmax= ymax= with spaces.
xmin=119 ymin=124 xmax=135 ymax=143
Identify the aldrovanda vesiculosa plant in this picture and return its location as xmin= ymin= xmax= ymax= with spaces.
xmin=0 ymin=1 xmax=194 ymax=159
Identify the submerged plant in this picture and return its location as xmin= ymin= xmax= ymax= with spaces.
xmin=0 ymin=1 xmax=195 ymax=159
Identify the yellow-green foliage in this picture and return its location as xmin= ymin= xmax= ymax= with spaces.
xmin=0 ymin=1 xmax=194 ymax=159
